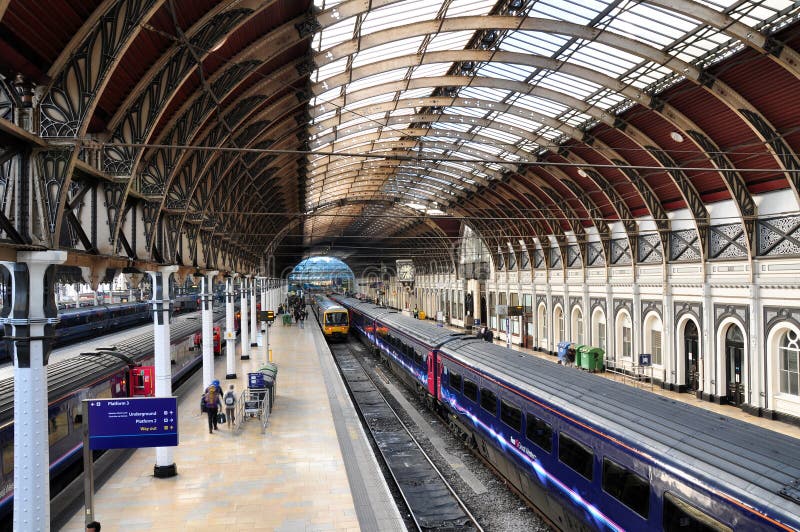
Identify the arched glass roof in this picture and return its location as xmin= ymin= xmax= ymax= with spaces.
xmin=288 ymin=256 xmax=356 ymax=292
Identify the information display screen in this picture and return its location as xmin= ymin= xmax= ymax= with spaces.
xmin=88 ymin=397 xmax=179 ymax=450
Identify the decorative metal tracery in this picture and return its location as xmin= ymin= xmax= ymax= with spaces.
xmin=758 ymin=216 xmax=800 ymax=256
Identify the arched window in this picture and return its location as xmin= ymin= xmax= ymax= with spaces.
xmin=538 ymin=303 xmax=547 ymax=348
xmin=592 ymin=308 xmax=606 ymax=351
xmin=554 ymin=306 xmax=564 ymax=343
xmin=617 ymin=311 xmax=632 ymax=359
xmin=644 ymin=314 xmax=663 ymax=365
xmin=572 ymin=308 xmax=583 ymax=345
xmin=780 ymin=330 xmax=800 ymax=396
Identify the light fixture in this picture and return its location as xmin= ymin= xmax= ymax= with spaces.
xmin=670 ymin=131 xmax=685 ymax=143
xmin=577 ymin=169 xmax=588 ymax=178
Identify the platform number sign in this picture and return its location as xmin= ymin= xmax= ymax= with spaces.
xmin=87 ymin=397 xmax=179 ymax=449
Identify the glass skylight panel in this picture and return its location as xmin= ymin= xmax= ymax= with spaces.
xmin=459 ymin=86 xmax=509 ymax=103
xmin=479 ymin=126 xmax=522 ymax=145
xmin=463 ymin=140 xmax=501 ymax=157
xmin=352 ymin=36 xmax=423 ymax=68
xmin=446 ymin=105 xmax=488 ymax=119
xmin=360 ymin=0 xmax=440 ymax=35
xmin=501 ymin=31 xmax=568 ymax=57
xmin=435 ymin=121 xmax=473 ymax=133
xmin=425 ymin=30 xmax=475 ymax=52
xmin=344 ymin=92 xmax=396 ymax=110
xmin=317 ymin=16 xmax=356 ymax=49
xmin=444 ymin=0 xmax=495 ymax=17
xmin=412 ymin=62 xmax=451 ymax=78
xmin=530 ymin=0 xmax=607 ymax=24
xmin=512 ymin=93 xmax=568 ymax=118
xmin=493 ymin=113 xmax=543 ymax=132
xmin=566 ymin=41 xmax=643 ymax=77
xmin=347 ymin=67 xmax=409 ymax=93
xmin=398 ymin=87 xmax=435 ymax=101
xmin=479 ymin=62 xmax=532 ymax=82
xmin=539 ymin=72 xmax=600 ymax=100
xmin=607 ymin=3 xmax=698 ymax=48
xmin=315 ymin=57 xmax=349 ymax=84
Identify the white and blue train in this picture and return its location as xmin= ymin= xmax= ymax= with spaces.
xmin=337 ymin=296 xmax=800 ymax=532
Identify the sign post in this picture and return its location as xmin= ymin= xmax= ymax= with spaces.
xmin=83 ymin=397 xmax=179 ymax=524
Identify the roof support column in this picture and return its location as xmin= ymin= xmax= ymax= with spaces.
xmin=202 ymin=271 xmax=219 ymax=390
xmin=225 ymin=275 xmax=238 ymax=379
xmin=663 ymin=284 xmax=674 ymax=389
xmin=148 ymin=265 xmax=178 ymax=478
xmin=240 ymin=277 xmax=250 ymax=361
xmin=4 ymin=250 xmax=66 ymax=532
xmin=250 ymin=279 xmax=258 ymax=348
xmin=748 ymin=283 xmax=763 ymax=413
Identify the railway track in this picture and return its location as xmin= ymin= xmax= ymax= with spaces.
xmin=329 ymin=342 xmax=483 ymax=532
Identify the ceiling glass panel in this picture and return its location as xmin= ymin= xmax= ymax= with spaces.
xmin=307 ymin=0 xmax=798 ymax=241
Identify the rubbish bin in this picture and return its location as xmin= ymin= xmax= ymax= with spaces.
xmin=573 ymin=344 xmax=585 ymax=367
xmin=557 ymin=341 xmax=571 ymax=364
xmin=418 ymin=310 xmax=426 ymax=320
xmin=579 ymin=346 xmax=605 ymax=372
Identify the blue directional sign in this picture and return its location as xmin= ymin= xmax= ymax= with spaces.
xmin=88 ymin=397 xmax=179 ymax=450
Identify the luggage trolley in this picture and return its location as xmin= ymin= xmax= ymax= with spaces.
xmin=246 ymin=372 xmax=270 ymax=432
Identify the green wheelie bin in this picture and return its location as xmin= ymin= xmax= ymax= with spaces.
xmin=578 ymin=346 xmax=605 ymax=372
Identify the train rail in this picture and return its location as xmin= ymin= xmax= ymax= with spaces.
xmin=329 ymin=342 xmax=482 ymax=532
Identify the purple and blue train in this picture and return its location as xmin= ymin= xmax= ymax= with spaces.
xmin=335 ymin=295 xmax=800 ymax=532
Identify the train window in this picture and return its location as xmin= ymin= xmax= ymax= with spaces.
xmin=463 ymin=379 xmax=478 ymax=402
xmin=663 ymin=492 xmax=731 ymax=532
xmin=480 ymin=387 xmax=498 ymax=414
xmin=449 ymin=371 xmax=462 ymax=392
xmin=1 ymin=442 xmax=11 ymax=476
xmin=525 ymin=414 xmax=553 ymax=452
xmin=602 ymin=458 xmax=650 ymax=518
xmin=48 ymin=409 xmax=69 ymax=445
xmin=559 ymin=433 xmax=593 ymax=480
xmin=500 ymin=400 xmax=522 ymax=431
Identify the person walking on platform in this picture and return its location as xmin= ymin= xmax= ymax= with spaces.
xmin=298 ymin=308 xmax=305 ymax=329
xmin=203 ymin=382 xmax=222 ymax=433
xmin=224 ymin=383 xmax=237 ymax=429
xmin=86 ymin=521 xmax=101 ymax=532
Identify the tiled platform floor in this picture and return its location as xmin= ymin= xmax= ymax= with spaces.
xmin=59 ymin=316 xmax=403 ymax=531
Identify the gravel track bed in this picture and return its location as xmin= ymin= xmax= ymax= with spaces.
xmin=342 ymin=340 xmax=552 ymax=532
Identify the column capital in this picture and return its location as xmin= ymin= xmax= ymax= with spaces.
xmin=16 ymin=250 xmax=68 ymax=265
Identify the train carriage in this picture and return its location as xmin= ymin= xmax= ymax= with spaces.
xmin=312 ymin=295 xmax=350 ymax=340
xmin=336 ymin=297 xmax=800 ymax=532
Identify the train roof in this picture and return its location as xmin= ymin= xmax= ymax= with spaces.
xmin=0 ymin=308 xmax=223 ymax=427
xmin=313 ymin=295 xmax=347 ymax=312
xmin=439 ymin=338 xmax=800 ymax=524
xmin=337 ymin=297 xmax=466 ymax=348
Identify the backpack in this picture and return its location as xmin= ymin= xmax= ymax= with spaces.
xmin=204 ymin=386 xmax=217 ymax=407
xmin=224 ymin=391 xmax=235 ymax=406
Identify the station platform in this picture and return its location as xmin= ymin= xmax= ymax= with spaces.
xmin=59 ymin=317 xmax=404 ymax=531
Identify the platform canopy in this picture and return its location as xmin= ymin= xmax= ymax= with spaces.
xmin=0 ymin=0 xmax=799 ymax=275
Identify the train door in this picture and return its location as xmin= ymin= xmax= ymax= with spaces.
xmin=724 ymin=326 xmax=744 ymax=406
xmin=427 ymin=351 xmax=436 ymax=396
xmin=683 ymin=320 xmax=699 ymax=392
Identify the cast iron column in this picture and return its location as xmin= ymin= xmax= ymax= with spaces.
xmin=240 ymin=277 xmax=250 ymax=360
xmin=201 ymin=270 xmax=219 ymax=389
xmin=3 ymin=250 xmax=66 ymax=531
xmin=225 ymin=276 xmax=237 ymax=379
xmin=148 ymin=265 xmax=178 ymax=478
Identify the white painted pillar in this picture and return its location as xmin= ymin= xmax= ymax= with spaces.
xmin=201 ymin=271 xmax=219 ymax=389
xmin=225 ymin=276 xmax=237 ymax=379
xmin=5 ymin=250 xmax=66 ymax=532
xmin=240 ymin=277 xmax=250 ymax=360
xmin=606 ymin=284 xmax=615 ymax=365
xmin=749 ymin=282 xmax=762 ymax=410
xmin=583 ymin=283 xmax=590 ymax=346
xmin=148 ymin=265 xmax=178 ymax=478
xmin=663 ymin=284 xmax=674 ymax=388
xmin=564 ymin=282 xmax=571 ymax=342
xmin=250 ymin=278 xmax=258 ymax=347
xmin=545 ymin=283 xmax=552 ymax=354
xmin=702 ymin=281 xmax=714 ymax=400
xmin=532 ymin=283 xmax=538 ymax=349
xmin=632 ymin=282 xmax=642 ymax=358
xmin=261 ymin=279 xmax=267 ymax=332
